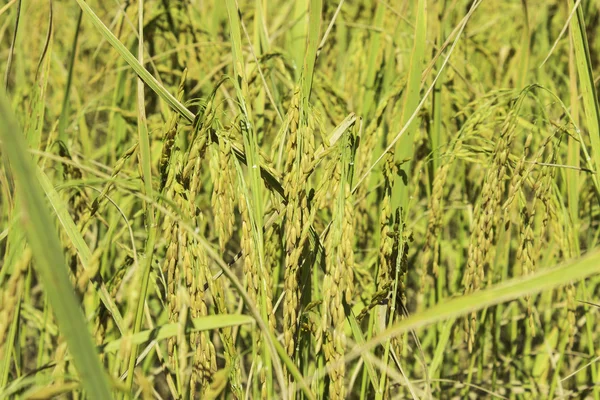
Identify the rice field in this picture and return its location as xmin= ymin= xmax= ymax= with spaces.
xmin=1 ymin=0 xmax=600 ymax=399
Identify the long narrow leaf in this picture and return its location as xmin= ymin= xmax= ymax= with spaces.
xmin=0 ymin=93 xmax=112 ymax=399
xmin=36 ymin=168 xmax=125 ymax=333
xmin=569 ymin=0 xmax=600 ymax=194
xmin=73 ymin=0 xmax=193 ymax=122
xmin=101 ymin=315 xmax=254 ymax=354
xmin=350 ymin=249 xmax=600 ymax=361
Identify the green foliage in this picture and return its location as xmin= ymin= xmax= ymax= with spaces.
xmin=1 ymin=1 xmax=600 ymax=399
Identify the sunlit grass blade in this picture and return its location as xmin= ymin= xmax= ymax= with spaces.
xmin=379 ymin=1 xmax=427 ymax=397
xmin=288 ymin=0 xmax=308 ymax=77
xmin=36 ymin=168 xmax=125 ymax=333
xmin=57 ymin=8 xmax=82 ymax=145
xmin=360 ymin=1 xmax=384 ymax=119
xmin=391 ymin=0 xmax=427 ymax=214
xmin=301 ymin=0 xmax=321 ymax=109
xmin=0 ymin=94 xmax=112 ymax=399
xmin=515 ymin=1 xmax=530 ymax=89
xmin=124 ymin=0 xmax=157 ymax=392
xmin=226 ymin=1 xmax=274 ymax=398
xmin=2 ymin=0 xmax=21 ymax=91
xmin=345 ymin=306 xmax=378 ymax=391
xmin=427 ymin=317 xmax=455 ymax=377
xmin=101 ymin=315 xmax=254 ymax=354
xmin=351 ymin=248 xmax=600 ymax=361
xmin=73 ymin=0 xmax=193 ymax=122
xmin=569 ymin=0 xmax=600 ymax=196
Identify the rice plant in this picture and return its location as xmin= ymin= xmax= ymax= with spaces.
xmin=1 ymin=0 xmax=600 ymax=399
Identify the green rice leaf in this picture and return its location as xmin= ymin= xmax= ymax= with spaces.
xmin=0 ymin=93 xmax=112 ymax=399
